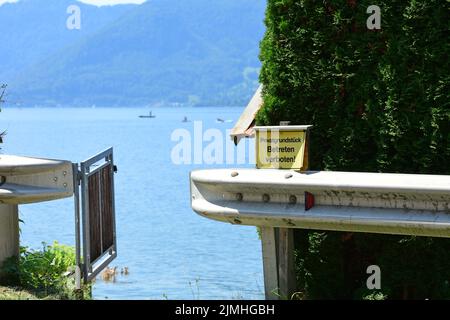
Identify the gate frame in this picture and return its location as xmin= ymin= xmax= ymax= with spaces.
xmin=74 ymin=147 xmax=118 ymax=284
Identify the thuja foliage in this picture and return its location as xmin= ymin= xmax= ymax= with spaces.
xmin=258 ymin=0 xmax=449 ymax=299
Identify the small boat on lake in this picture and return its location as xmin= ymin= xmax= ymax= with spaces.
xmin=216 ymin=118 xmax=233 ymax=123
xmin=139 ymin=111 xmax=156 ymax=118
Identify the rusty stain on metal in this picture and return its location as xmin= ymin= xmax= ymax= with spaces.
xmin=283 ymin=219 xmax=296 ymax=227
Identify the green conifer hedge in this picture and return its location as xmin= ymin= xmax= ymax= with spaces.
xmin=258 ymin=0 xmax=449 ymax=299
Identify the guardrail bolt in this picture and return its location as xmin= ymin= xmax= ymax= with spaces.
xmin=233 ymin=218 xmax=242 ymax=224
xmin=231 ymin=171 xmax=239 ymax=177
xmin=236 ymin=193 xmax=243 ymax=201
xmin=289 ymin=195 xmax=297 ymax=204
xmin=285 ymin=173 xmax=293 ymax=179
xmin=262 ymin=194 xmax=270 ymax=203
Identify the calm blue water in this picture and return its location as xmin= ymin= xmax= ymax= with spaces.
xmin=0 ymin=107 xmax=264 ymax=300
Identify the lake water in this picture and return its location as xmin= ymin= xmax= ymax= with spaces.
xmin=0 ymin=107 xmax=264 ymax=300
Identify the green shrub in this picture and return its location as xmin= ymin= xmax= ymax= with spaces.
xmin=0 ymin=242 xmax=82 ymax=298
xmin=259 ymin=0 xmax=449 ymax=299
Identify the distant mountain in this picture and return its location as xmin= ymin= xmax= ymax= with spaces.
xmin=1 ymin=0 xmax=266 ymax=107
xmin=0 ymin=0 xmax=134 ymax=79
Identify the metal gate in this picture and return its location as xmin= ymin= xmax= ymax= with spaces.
xmin=74 ymin=148 xmax=117 ymax=284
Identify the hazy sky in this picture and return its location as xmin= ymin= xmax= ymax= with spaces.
xmin=0 ymin=0 xmax=18 ymax=5
xmin=0 ymin=0 xmax=147 ymax=6
xmin=77 ymin=0 xmax=146 ymax=5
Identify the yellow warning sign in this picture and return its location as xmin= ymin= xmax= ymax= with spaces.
xmin=255 ymin=126 xmax=311 ymax=170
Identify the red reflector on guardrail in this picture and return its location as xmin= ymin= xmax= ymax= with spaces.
xmin=305 ymin=192 xmax=315 ymax=211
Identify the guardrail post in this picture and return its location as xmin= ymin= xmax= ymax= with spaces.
xmin=0 ymin=204 xmax=19 ymax=268
xmin=260 ymin=226 xmax=279 ymax=300
xmin=277 ymin=228 xmax=296 ymax=299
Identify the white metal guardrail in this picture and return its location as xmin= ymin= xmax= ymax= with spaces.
xmin=190 ymin=168 xmax=450 ymax=299
xmin=0 ymin=155 xmax=74 ymax=267
xmin=191 ymin=169 xmax=450 ymax=237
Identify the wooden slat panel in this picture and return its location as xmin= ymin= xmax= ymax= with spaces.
xmin=88 ymin=172 xmax=102 ymax=262
xmin=101 ymin=165 xmax=114 ymax=251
